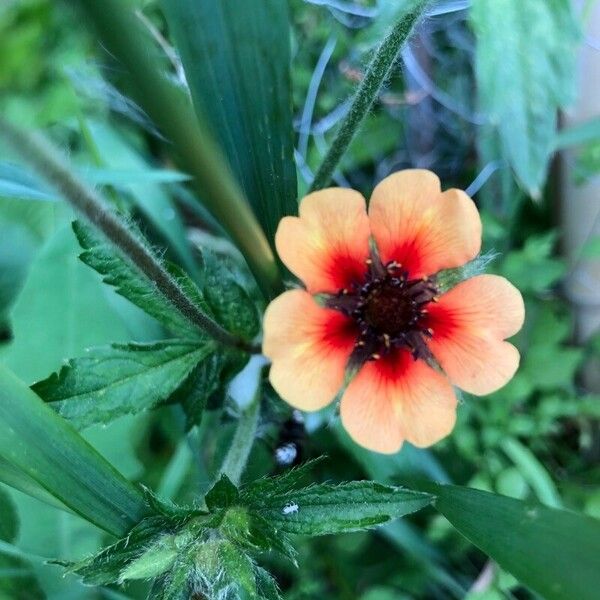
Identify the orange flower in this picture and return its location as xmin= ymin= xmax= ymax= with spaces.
xmin=263 ymin=170 xmax=524 ymax=454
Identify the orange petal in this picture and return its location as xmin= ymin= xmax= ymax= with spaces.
xmin=340 ymin=349 xmax=458 ymax=454
xmin=426 ymin=274 xmax=525 ymax=395
xmin=275 ymin=188 xmax=371 ymax=294
xmin=368 ymin=170 xmax=482 ymax=278
xmin=263 ymin=290 xmax=357 ymax=411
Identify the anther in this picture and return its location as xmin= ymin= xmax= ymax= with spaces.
xmin=383 ymin=334 xmax=391 ymax=348
xmin=371 ymin=353 xmax=381 ymax=360
xmin=365 ymin=258 xmax=372 ymax=265
xmin=432 ymin=296 xmax=440 ymax=303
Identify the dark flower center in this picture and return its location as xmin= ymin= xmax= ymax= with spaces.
xmin=326 ymin=257 xmax=439 ymax=366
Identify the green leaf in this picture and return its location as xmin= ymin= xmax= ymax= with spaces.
xmin=431 ymin=484 xmax=600 ymax=600
xmin=199 ymin=250 xmax=260 ymax=340
xmin=175 ymin=348 xmax=247 ymax=429
xmin=470 ymin=0 xmax=580 ymax=195
xmin=0 ymin=487 xmax=18 ymax=543
xmin=162 ymin=0 xmax=297 ymax=244
xmin=0 ymin=161 xmax=56 ymax=202
xmin=33 ymin=340 xmax=215 ymax=429
xmin=205 ymin=475 xmax=240 ymax=512
xmin=62 ymin=515 xmax=169 ymax=585
xmin=72 ymin=220 xmax=203 ymax=338
xmin=0 ymin=365 xmax=147 ymax=536
xmin=245 ymin=481 xmax=432 ymax=536
xmin=554 ymin=116 xmax=600 ymax=150
xmin=500 ymin=438 xmax=562 ymax=508
xmin=1 ymin=225 xmax=151 ymax=383
xmin=0 ymin=553 xmax=45 ymax=600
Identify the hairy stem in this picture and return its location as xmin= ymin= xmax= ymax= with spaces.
xmin=218 ymin=391 xmax=261 ymax=486
xmin=309 ymin=0 xmax=432 ymax=191
xmin=0 ymin=120 xmax=258 ymax=353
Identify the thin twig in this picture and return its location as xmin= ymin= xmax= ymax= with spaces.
xmin=0 ymin=120 xmax=259 ymax=354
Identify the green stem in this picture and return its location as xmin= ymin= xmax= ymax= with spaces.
xmin=0 ymin=120 xmax=257 ymax=354
xmin=218 ymin=393 xmax=261 ymax=486
xmin=70 ymin=0 xmax=283 ymax=300
xmin=309 ymin=0 xmax=432 ymax=192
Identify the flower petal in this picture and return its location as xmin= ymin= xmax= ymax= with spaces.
xmin=368 ymin=170 xmax=482 ymax=278
xmin=426 ymin=274 xmax=525 ymax=395
xmin=275 ymin=188 xmax=371 ymax=294
xmin=263 ymin=290 xmax=357 ymax=411
xmin=340 ymin=349 xmax=457 ymax=454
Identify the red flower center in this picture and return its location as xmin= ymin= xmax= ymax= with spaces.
xmin=327 ymin=258 xmax=438 ymax=366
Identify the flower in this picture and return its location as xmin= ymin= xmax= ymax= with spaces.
xmin=263 ymin=170 xmax=525 ymax=454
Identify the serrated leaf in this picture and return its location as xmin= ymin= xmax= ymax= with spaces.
xmin=255 ymin=565 xmax=283 ymax=600
xmin=246 ymin=481 xmax=432 ymax=536
xmin=218 ymin=540 xmax=257 ymax=597
xmin=62 ymin=515 xmax=169 ymax=585
xmin=430 ymin=484 xmax=600 ymax=600
xmin=162 ymin=0 xmax=297 ymax=245
xmin=200 ymin=250 xmax=260 ymax=340
xmin=205 ymin=475 xmax=240 ymax=512
xmin=175 ymin=348 xmax=247 ymax=428
xmin=32 ymin=340 xmax=214 ymax=429
xmin=72 ymin=220 xmax=203 ymax=338
xmin=471 ymin=0 xmax=580 ymax=195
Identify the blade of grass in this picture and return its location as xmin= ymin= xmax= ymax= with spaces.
xmin=68 ymin=0 xmax=282 ymax=299
xmin=0 ymin=365 xmax=147 ymax=536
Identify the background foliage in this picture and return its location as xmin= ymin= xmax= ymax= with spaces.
xmin=0 ymin=0 xmax=599 ymax=598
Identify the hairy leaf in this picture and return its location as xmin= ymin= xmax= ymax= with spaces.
xmin=72 ymin=220 xmax=204 ymax=338
xmin=471 ymin=0 xmax=580 ymax=195
xmin=432 ymin=484 xmax=600 ymax=600
xmin=246 ymin=480 xmax=432 ymax=536
xmin=33 ymin=340 xmax=214 ymax=429
xmin=162 ymin=0 xmax=297 ymax=245
xmin=199 ymin=250 xmax=260 ymax=339
xmin=61 ymin=515 xmax=171 ymax=585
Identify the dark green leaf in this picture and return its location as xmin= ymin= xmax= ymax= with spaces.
xmin=205 ymin=475 xmax=240 ymax=512
xmin=200 ymin=249 xmax=260 ymax=340
xmin=0 ymin=486 xmax=18 ymax=543
xmin=73 ymin=220 xmax=204 ymax=338
xmin=162 ymin=0 xmax=298 ymax=243
xmin=247 ymin=480 xmax=432 ymax=536
xmin=0 ymin=365 xmax=147 ymax=536
xmin=174 ymin=349 xmax=244 ymax=428
xmin=33 ymin=340 xmax=214 ymax=429
xmin=470 ymin=0 xmax=580 ymax=195
xmin=431 ymin=484 xmax=600 ymax=600
xmin=0 ymin=553 xmax=44 ymax=600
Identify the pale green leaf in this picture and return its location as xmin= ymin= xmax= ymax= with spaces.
xmin=1 ymin=225 xmax=154 ymax=383
xmin=471 ymin=0 xmax=580 ymax=195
